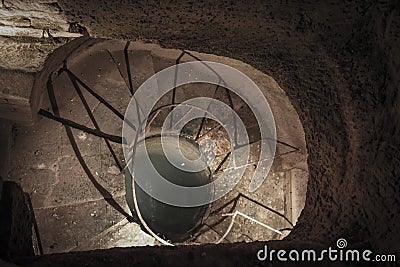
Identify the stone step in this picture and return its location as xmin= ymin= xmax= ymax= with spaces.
xmin=33 ymin=195 xmax=136 ymax=254
xmin=70 ymin=218 xmax=154 ymax=252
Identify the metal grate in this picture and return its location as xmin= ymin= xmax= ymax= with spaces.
xmin=38 ymin=41 xmax=301 ymax=246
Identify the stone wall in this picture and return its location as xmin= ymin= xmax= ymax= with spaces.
xmin=1 ymin=0 xmax=399 ymax=265
xmin=55 ymin=0 xmax=400 ymax=254
xmin=0 ymin=0 xmax=84 ymax=124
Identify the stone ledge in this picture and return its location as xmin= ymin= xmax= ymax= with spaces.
xmin=0 ymin=0 xmax=85 ymax=125
xmin=0 ymin=36 xmax=89 ymax=125
xmin=0 ymin=70 xmax=34 ymax=124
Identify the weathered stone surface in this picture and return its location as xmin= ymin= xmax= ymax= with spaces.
xmin=34 ymin=196 xmax=130 ymax=254
xmin=1 ymin=0 xmax=400 ymax=265
xmin=1 ymin=0 xmax=71 ymax=32
xmin=0 ymin=0 xmax=85 ymax=125
xmin=54 ymin=0 xmax=400 ymax=255
xmin=7 ymin=38 xmax=307 ymax=254
xmin=0 ymin=36 xmax=89 ymax=124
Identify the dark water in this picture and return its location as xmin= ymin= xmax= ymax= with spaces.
xmin=125 ymin=136 xmax=212 ymax=242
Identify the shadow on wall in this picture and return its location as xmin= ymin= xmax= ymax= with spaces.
xmin=0 ymin=181 xmax=38 ymax=262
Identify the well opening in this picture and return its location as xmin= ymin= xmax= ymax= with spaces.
xmin=7 ymin=38 xmax=309 ymax=252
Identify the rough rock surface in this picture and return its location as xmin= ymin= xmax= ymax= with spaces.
xmin=0 ymin=182 xmax=34 ymax=262
xmin=0 ymin=0 xmax=84 ymax=124
xmin=55 ymin=0 xmax=400 ymax=254
xmin=2 ymin=0 xmax=400 ymax=265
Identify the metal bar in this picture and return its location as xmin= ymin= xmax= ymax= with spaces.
xmin=194 ymin=115 xmax=208 ymax=141
xmin=67 ymin=71 xmax=123 ymax=171
xmin=169 ymin=51 xmax=186 ymax=129
xmin=196 ymin=124 xmax=223 ymax=142
xmin=105 ymin=49 xmax=132 ymax=95
xmin=194 ymin=191 xmax=294 ymax=242
xmin=216 ymin=210 xmax=283 ymax=244
xmin=210 ymin=194 xmax=241 ymax=216
xmin=145 ymin=109 xmax=161 ymax=134
xmin=170 ymin=106 xmax=194 ymax=130
xmin=224 ymin=88 xmax=238 ymax=148
xmin=215 ymin=211 xmax=237 ymax=244
xmin=26 ymin=193 xmax=43 ymax=255
xmin=66 ymin=69 xmax=137 ymax=132
xmin=124 ymin=41 xmax=134 ymax=95
xmin=182 ymin=50 xmax=227 ymax=87
xmin=213 ymin=151 xmax=231 ymax=174
xmin=128 ymin=118 xmax=173 ymax=246
xmin=275 ymin=139 xmax=302 ymax=151
xmin=194 ymin=84 xmax=221 ymax=141
xmin=38 ymin=109 xmax=123 ymax=144
xmin=45 ymin=78 xmax=133 ymax=221
xmin=220 ymin=148 xmax=300 ymax=173
xmin=238 ymin=193 xmax=294 ymax=227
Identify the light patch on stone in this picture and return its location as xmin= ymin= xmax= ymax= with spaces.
xmin=107 ymin=165 xmax=120 ymax=175
xmin=78 ymin=131 xmax=87 ymax=141
xmin=37 ymin=163 xmax=46 ymax=169
xmin=113 ymin=223 xmax=155 ymax=247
